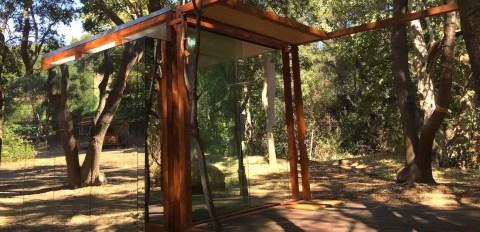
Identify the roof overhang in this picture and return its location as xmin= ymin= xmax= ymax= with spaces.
xmin=41 ymin=7 xmax=174 ymax=70
xmin=41 ymin=1 xmax=327 ymax=70
xmin=177 ymin=0 xmax=327 ymax=48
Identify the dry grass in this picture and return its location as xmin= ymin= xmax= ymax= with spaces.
xmin=213 ymin=156 xmax=291 ymax=199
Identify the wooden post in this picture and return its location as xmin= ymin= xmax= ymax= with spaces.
xmin=159 ymin=24 xmax=192 ymax=231
xmin=281 ymin=47 xmax=300 ymax=200
xmin=291 ymin=45 xmax=311 ymax=200
xmin=160 ymin=38 xmax=175 ymax=231
xmin=174 ymin=23 xmax=192 ymax=231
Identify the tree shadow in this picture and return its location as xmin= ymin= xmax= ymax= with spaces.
xmin=192 ymin=203 xmax=480 ymax=232
xmin=0 ymin=151 xmax=145 ymax=231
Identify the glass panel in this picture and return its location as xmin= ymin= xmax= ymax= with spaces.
xmin=1 ymin=38 xmax=147 ymax=231
xmin=89 ymin=39 xmax=145 ymax=231
xmin=144 ymin=38 xmax=163 ymax=225
xmin=190 ymin=29 xmax=290 ymax=222
xmin=242 ymin=53 xmax=291 ymax=207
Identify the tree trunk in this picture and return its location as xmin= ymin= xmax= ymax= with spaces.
xmin=47 ymin=65 xmax=82 ymax=188
xmin=457 ymin=0 xmax=480 ymax=106
xmin=262 ymin=54 xmax=278 ymax=168
xmin=0 ymin=29 xmax=4 ymax=160
xmin=81 ymin=136 xmax=107 ymax=186
xmin=391 ymin=0 xmax=422 ymax=182
xmin=187 ymin=1 xmax=222 ymax=230
xmin=394 ymin=0 xmax=456 ymax=184
xmin=20 ymin=5 xmax=33 ymax=76
xmin=80 ymin=41 xmax=144 ymax=186
xmin=417 ymin=1 xmax=456 ymax=183
xmin=0 ymin=88 xmax=3 ymax=163
xmin=408 ymin=2 xmax=447 ymax=165
xmin=94 ymin=51 xmax=112 ymax=124
xmin=230 ymin=63 xmax=248 ymax=199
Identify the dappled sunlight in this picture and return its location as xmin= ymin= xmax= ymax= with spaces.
xmin=310 ymin=152 xmax=480 ymax=208
xmin=212 ymin=155 xmax=291 ymax=199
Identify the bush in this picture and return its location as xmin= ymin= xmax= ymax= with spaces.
xmin=2 ymin=124 xmax=37 ymax=162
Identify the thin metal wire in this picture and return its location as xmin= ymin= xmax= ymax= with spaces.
xmin=51 ymin=133 xmax=56 ymax=227
xmin=21 ymin=139 xmax=27 ymax=228
xmin=136 ymin=145 xmax=140 ymax=231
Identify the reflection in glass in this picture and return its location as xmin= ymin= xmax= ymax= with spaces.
xmin=191 ymin=30 xmax=290 ymax=222
xmin=1 ymin=39 xmax=146 ymax=231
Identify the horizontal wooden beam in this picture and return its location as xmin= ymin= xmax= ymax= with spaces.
xmin=324 ymin=2 xmax=458 ymax=41
xmin=176 ymin=0 xmax=221 ymax=13
xmin=41 ymin=12 xmax=172 ymax=70
xmin=184 ymin=17 xmax=288 ymax=49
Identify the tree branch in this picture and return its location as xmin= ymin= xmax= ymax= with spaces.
xmin=95 ymin=0 xmax=125 ymax=26
xmin=20 ymin=5 xmax=32 ymax=74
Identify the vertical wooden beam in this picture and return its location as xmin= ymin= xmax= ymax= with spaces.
xmin=170 ymin=22 xmax=181 ymax=231
xmin=160 ymin=38 xmax=175 ymax=231
xmin=291 ymin=45 xmax=311 ymax=200
xmin=160 ymin=22 xmax=192 ymax=232
xmin=281 ymin=48 xmax=300 ymax=200
xmin=173 ymin=23 xmax=192 ymax=231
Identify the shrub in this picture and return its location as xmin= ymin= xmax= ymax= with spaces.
xmin=2 ymin=124 xmax=37 ymax=162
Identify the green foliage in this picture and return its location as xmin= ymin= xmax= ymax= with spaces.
xmin=67 ymin=66 xmax=98 ymax=119
xmin=2 ymin=123 xmax=36 ymax=162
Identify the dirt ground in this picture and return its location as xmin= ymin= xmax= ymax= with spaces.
xmin=0 ymin=146 xmax=145 ymax=232
xmin=1 ymin=149 xmax=479 ymax=231
xmin=309 ymin=153 xmax=480 ymax=208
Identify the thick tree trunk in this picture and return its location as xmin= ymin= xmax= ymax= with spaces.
xmin=457 ymin=0 xmax=480 ymax=106
xmin=262 ymin=54 xmax=278 ymax=168
xmin=408 ymin=2 xmax=446 ymax=164
xmin=47 ymin=65 xmax=82 ymax=189
xmin=417 ymin=2 xmax=456 ymax=183
xmin=391 ymin=0 xmax=420 ymax=174
xmin=394 ymin=0 xmax=456 ymax=183
xmin=81 ymin=136 xmax=107 ymax=186
xmin=80 ymin=41 xmax=143 ymax=186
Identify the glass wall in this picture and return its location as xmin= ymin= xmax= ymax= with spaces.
xmin=0 ymin=29 xmax=294 ymax=229
xmin=0 ymin=39 xmax=146 ymax=231
xmin=190 ymin=30 xmax=291 ymax=222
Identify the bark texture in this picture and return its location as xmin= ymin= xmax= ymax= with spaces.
xmin=80 ymin=42 xmax=144 ymax=186
xmin=417 ymin=1 xmax=456 ymax=183
xmin=391 ymin=0 xmax=421 ymax=182
xmin=47 ymin=66 xmax=82 ymax=189
xmin=457 ymin=0 xmax=480 ymax=106
xmin=394 ymin=0 xmax=457 ymax=183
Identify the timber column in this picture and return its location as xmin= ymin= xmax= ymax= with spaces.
xmin=160 ymin=23 xmax=192 ymax=231
xmin=281 ymin=47 xmax=300 ymax=200
xmin=291 ymin=45 xmax=311 ymax=200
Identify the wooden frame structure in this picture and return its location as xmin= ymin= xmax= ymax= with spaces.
xmin=40 ymin=1 xmax=459 ymax=231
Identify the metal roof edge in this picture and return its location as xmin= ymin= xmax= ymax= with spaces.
xmin=42 ymin=6 xmax=175 ymax=59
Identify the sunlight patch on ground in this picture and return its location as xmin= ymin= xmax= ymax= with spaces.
xmin=311 ymin=152 xmax=480 ymax=208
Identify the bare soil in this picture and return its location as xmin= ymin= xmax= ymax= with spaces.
xmin=309 ymin=153 xmax=480 ymax=207
xmin=0 ymin=146 xmax=145 ymax=232
xmin=1 ymin=149 xmax=479 ymax=231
